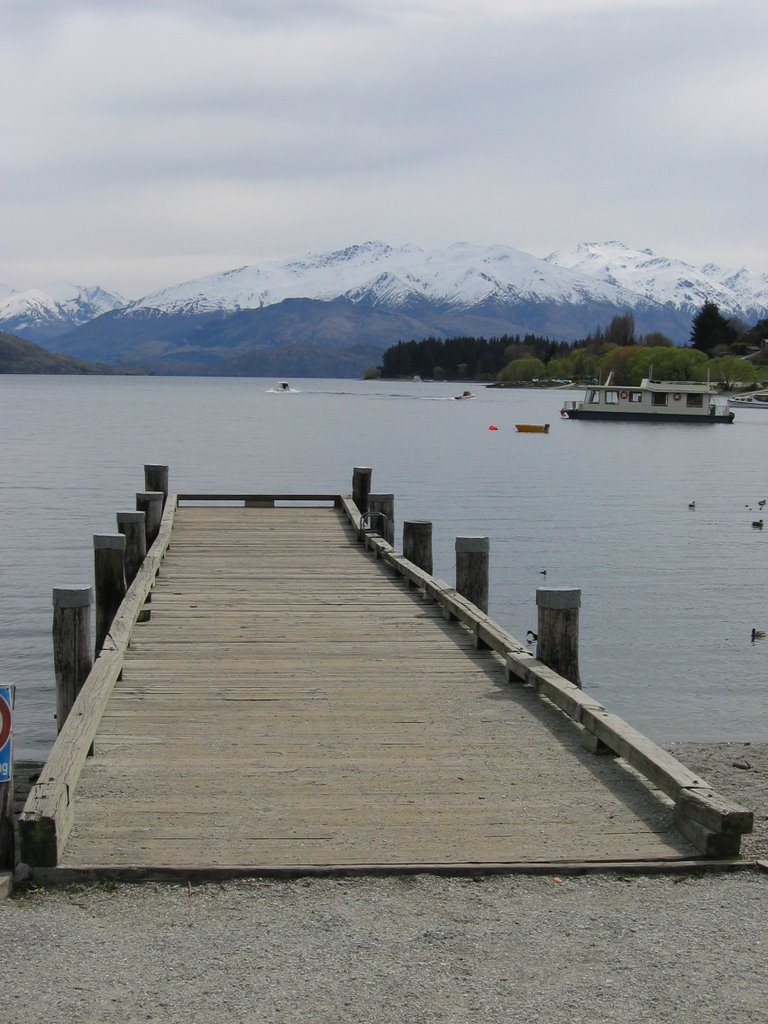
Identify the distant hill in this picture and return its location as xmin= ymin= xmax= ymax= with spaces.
xmin=48 ymin=296 xmax=557 ymax=376
xmin=4 ymin=240 xmax=767 ymax=377
xmin=0 ymin=330 xmax=125 ymax=374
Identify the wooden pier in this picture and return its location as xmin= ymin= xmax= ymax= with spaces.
xmin=18 ymin=472 xmax=753 ymax=879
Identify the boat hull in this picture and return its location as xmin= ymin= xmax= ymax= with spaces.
xmin=564 ymin=409 xmax=734 ymax=424
xmin=515 ymin=424 xmax=550 ymax=433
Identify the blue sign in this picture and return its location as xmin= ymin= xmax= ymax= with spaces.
xmin=0 ymin=687 xmax=12 ymax=784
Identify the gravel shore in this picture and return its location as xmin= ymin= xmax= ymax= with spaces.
xmin=2 ymin=742 xmax=767 ymax=1024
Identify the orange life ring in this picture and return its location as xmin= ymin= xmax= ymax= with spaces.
xmin=619 ymin=390 xmax=628 ymax=399
xmin=673 ymin=393 xmax=681 ymax=401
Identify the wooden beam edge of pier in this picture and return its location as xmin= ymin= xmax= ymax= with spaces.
xmin=18 ymin=495 xmax=178 ymax=867
xmin=338 ymin=495 xmax=754 ymax=859
xmin=19 ymin=489 xmax=754 ymax=870
xmin=27 ymin=857 xmax=758 ymax=888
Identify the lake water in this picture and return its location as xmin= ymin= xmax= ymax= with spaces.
xmin=1 ymin=374 xmax=766 ymax=759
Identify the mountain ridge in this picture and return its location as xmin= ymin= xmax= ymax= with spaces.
xmin=0 ymin=281 xmax=126 ymax=342
xmin=116 ymin=239 xmax=767 ymax=320
xmin=4 ymin=241 xmax=767 ymax=377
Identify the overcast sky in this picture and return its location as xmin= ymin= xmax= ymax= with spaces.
xmin=2 ymin=0 xmax=766 ymax=299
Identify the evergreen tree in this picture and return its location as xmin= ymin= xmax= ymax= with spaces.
xmin=690 ymin=301 xmax=737 ymax=353
xmin=604 ymin=313 xmax=636 ymax=347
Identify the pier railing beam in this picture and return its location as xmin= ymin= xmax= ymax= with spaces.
xmin=352 ymin=467 xmax=372 ymax=517
xmin=52 ymin=586 xmax=94 ymax=732
xmin=368 ymin=493 xmax=395 ymax=546
xmin=403 ymin=520 xmax=433 ymax=575
xmin=94 ymin=534 xmax=127 ymax=655
xmin=116 ymin=511 xmax=147 ymax=586
xmin=536 ymin=587 xmax=581 ymax=688
xmin=144 ymin=464 xmax=169 ymax=510
xmin=136 ymin=491 xmax=164 ymax=550
xmin=455 ymin=536 xmax=489 ymax=614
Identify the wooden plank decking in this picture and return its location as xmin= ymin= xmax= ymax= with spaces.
xmin=55 ymin=503 xmax=705 ymax=873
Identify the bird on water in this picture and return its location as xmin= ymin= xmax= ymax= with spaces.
xmin=752 ymin=629 xmax=765 ymax=641
xmin=752 ymin=520 xmax=764 ymax=529
xmin=688 ymin=501 xmax=696 ymax=509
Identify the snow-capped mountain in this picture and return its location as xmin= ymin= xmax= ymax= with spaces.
xmin=0 ymin=281 xmax=126 ymax=342
xmin=543 ymin=240 xmax=768 ymax=321
xmin=5 ymin=241 xmax=767 ymax=377
xmin=6 ymin=241 xmax=767 ymax=344
xmin=121 ymin=240 xmax=682 ymax=318
xmin=120 ymin=239 xmax=767 ymax=323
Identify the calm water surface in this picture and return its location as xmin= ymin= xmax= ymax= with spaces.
xmin=1 ymin=374 xmax=766 ymax=758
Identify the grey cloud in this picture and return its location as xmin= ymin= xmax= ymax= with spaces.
xmin=0 ymin=0 xmax=374 ymax=31
xmin=2 ymin=0 xmax=767 ymax=295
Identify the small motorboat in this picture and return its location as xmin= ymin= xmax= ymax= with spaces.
xmin=515 ymin=423 xmax=550 ymax=433
xmin=454 ymin=390 xmax=476 ymax=400
xmin=271 ymin=381 xmax=298 ymax=393
xmin=729 ymin=390 xmax=768 ymax=409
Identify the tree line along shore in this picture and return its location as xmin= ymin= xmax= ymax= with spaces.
xmin=370 ymin=303 xmax=768 ymax=388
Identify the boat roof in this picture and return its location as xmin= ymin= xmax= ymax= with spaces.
xmin=641 ymin=378 xmax=717 ymax=392
xmin=589 ymin=376 xmax=717 ymax=393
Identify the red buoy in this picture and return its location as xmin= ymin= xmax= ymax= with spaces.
xmin=488 ymin=424 xmax=498 ymax=431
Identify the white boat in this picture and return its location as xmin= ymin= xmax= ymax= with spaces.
xmin=729 ymin=390 xmax=768 ymax=409
xmin=561 ymin=373 xmax=734 ymax=423
xmin=271 ymin=381 xmax=298 ymax=393
xmin=454 ymin=390 xmax=476 ymax=400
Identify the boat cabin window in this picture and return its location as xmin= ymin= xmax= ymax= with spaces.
xmin=651 ymin=391 xmax=668 ymax=406
xmin=686 ymin=393 xmax=704 ymax=407
xmin=605 ymin=390 xmax=619 ymax=405
xmin=629 ymin=392 xmax=642 ymax=403
xmin=588 ymin=390 xmax=601 ymax=404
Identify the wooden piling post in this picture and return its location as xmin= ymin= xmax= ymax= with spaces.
xmin=403 ymin=520 xmax=433 ymax=575
xmin=94 ymin=534 xmax=126 ymax=655
xmin=0 ymin=777 xmax=12 ymax=872
xmin=536 ymin=587 xmax=581 ymax=687
xmin=352 ymin=466 xmax=372 ymax=516
xmin=144 ymin=464 xmax=169 ymax=510
xmin=52 ymin=586 xmax=94 ymax=731
xmin=455 ymin=536 xmax=489 ymax=614
xmin=116 ymin=511 xmax=147 ymax=586
xmin=368 ymin=493 xmax=395 ymax=545
xmin=136 ymin=491 xmax=164 ymax=550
